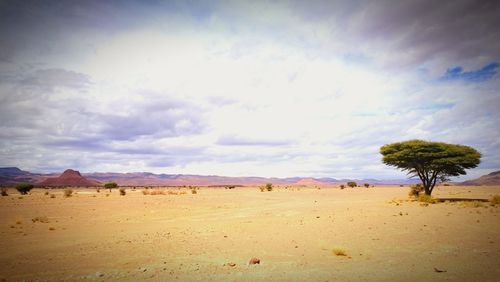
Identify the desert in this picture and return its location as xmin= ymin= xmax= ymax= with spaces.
xmin=1 ymin=185 xmax=499 ymax=281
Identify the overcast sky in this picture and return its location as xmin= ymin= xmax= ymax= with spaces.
xmin=0 ymin=0 xmax=499 ymax=180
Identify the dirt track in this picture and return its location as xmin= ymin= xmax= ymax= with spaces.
xmin=1 ymin=186 xmax=499 ymax=281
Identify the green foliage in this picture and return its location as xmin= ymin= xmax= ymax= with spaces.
xmin=104 ymin=182 xmax=118 ymax=189
xmin=347 ymin=181 xmax=357 ymax=188
xmin=16 ymin=183 xmax=34 ymax=195
xmin=104 ymin=182 xmax=118 ymax=192
xmin=380 ymin=140 xmax=480 ymax=195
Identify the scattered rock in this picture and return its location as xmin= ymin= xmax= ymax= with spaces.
xmin=434 ymin=267 xmax=447 ymax=273
xmin=224 ymin=262 xmax=236 ymax=267
xmin=248 ymin=257 xmax=260 ymax=265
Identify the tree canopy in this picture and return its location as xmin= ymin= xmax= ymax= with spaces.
xmin=380 ymin=140 xmax=481 ymax=195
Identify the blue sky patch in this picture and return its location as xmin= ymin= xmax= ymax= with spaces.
xmin=441 ymin=62 xmax=499 ymax=82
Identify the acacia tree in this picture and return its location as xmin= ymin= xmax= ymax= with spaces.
xmin=380 ymin=140 xmax=481 ymax=196
xmin=104 ymin=182 xmax=118 ymax=193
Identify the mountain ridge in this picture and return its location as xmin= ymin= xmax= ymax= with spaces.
xmin=0 ymin=167 xmax=422 ymax=186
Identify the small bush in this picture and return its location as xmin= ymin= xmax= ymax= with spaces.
xmin=50 ymin=194 xmax=56 ymax=198
xmin=119 ymin=188 xmax=126 ymax=196
xmin=347 ymin=182 xmax=357 ymax=188
xmin=265 ymin=183 xmax=273 ymax=191
xmin=63 ymin=188 xmax=73 ymax=197
xmin=418 ymin=194 xmax=437 ymax=204
xmin=259 ymin=186 xmax=265 ymax=192
xmin=142 ymin=190 xmax=150 ymax=195
xmin=96 ymin=188 xmax=101 ymax=193
xmin=333 ymin=248 xmax=347 ymax=256
xmin=340 ymin=184 xmax=345 ymax=189
xmin=1 ymin=187 xmax=8 ymax=196
xmin=490 ymin=195 xmax=500 ymax=205
xmin=409 ymin=184 xmax=423 ymax=197
xmin=32 ymin=216 xmax=50 ymax=223
xmin=363 ymin=183 xmax=370 ymax=188
xmin=191 ymin=188 xmax=197 ymax=194
xmin=44 ymin=191 xmax=49 ymax=196
xmin=16 ymin=183 xmax=34 ymax=195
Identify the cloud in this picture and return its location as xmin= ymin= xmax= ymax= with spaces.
xmin=217 ymin=135 xmax=293 ymax=146
xmin=0 ymin=1 xmax=499 ymax=179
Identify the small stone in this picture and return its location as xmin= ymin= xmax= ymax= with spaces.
xmin=226 ymin=262 xmax=236 ymax=267
xmin=248 ymin=257 xmax=260 ymax=265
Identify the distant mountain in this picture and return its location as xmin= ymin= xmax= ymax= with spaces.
xmin=0 ymin=167 xmax=422 ymax=187
xmin=0 ymin=167 xmax=44 ymax=185
xmin=38 ymin=169 xmax=101 ymax=187
xmin=461 ymin=171 xmax=500 ymax=186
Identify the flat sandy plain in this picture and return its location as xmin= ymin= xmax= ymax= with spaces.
xmin=1 ymin=185 xmax=499 ymax=281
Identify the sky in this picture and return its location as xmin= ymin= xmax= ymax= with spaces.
xmin=0 ymin=0 xmax=499 ymax=180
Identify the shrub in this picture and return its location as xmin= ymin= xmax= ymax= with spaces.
xmin=44 ymin=191 xmax=49 ymax=195
xmin=347 ymin=182 xmax=357 ymax=188
xmin=227 ymin=185 xmax=236 ymax=189
xmin=96 ymin=188 xmax=101 ymax=193
xmin=340 ymin=184 xmax=345 ymax=189
xmin=191 ymin=188 xmax=197 ymax=194
xmin=119 ymin=188 xmax=126 ymax=196
xmin=16 ymin=183 xmax=34 ymax=195
xmin=418 ymin=194 xmax=437 ymax=204
xmin=265 ymin=183 xmax=273 ymax=191
xmin=1 ymin=187 xmax=8 ymax=196
xmin=50 ymin=194 xmax=56 ymax=198
xmin=333 ymin=248 xmax=347 ymax=256
xmin=32 ymin=216 xmax=49 ymax=223
xmin=363 ymin=183 xmax=370 ymax=188
xmin=104 ymin=182 xmax=118 ymax=192
xmin=63 ymin=188 xmax=73 ymax=197
xmin=409 ymin=184 xmax=423 ymax=197
xmin=490 ymin=195 xmax=500 ymax=206
xmin=259 ymin=186 xmax=265 ymax=192
xmin=142 ymin=189 xmax=150 ymax=195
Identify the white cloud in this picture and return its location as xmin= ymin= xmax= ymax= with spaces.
xmin=0 ymin=1 xmax=498 ymax=180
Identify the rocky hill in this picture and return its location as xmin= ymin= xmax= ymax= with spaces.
xmin=38 ymin=169 xmax=101 ymax=187
xmin=461 ymin=171 xmax=500 ymax=186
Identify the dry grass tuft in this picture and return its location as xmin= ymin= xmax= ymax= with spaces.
xmin=418 ymin=194 xmax=437 ymax=204
xmin=63 ymin=188 xmax=73 ymax=198
xmin=461 ymin=201 xmax=485 ymax=208
xmin=333 ymin=247 xmax=347 ymax=256
xmin=50 ymin=194 xmax=56 ymax=198
xmin=32 ymin=216 xmax=49 ymax=223
xmin=490 ymin=195 xmax=500 ymax=206
xmin=119 ymin=188 xmax=126 ymax=196
xmin=409 ymin=184 xmax=423 ymax=197
xmin=1 ymin=187 xmax=8 ymax=196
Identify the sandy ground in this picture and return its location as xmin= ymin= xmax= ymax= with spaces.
xmin=0 ymin=185 xmax=499 ymax=281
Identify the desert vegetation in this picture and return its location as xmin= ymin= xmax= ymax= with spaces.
xmin=347 ymin=181 xmax=357 ymax=188
xmin=380 ymin=140 xmax=481 ymax=196
xmin=15 ymin=183 xmax=34 ymax=195
xmin=104 ymin=182 xmax=118 ymax=192
xmin=1 ymin=187 xmax=8 ymax=196
xmin=63 ymin=188 xmax=73 ymax=197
